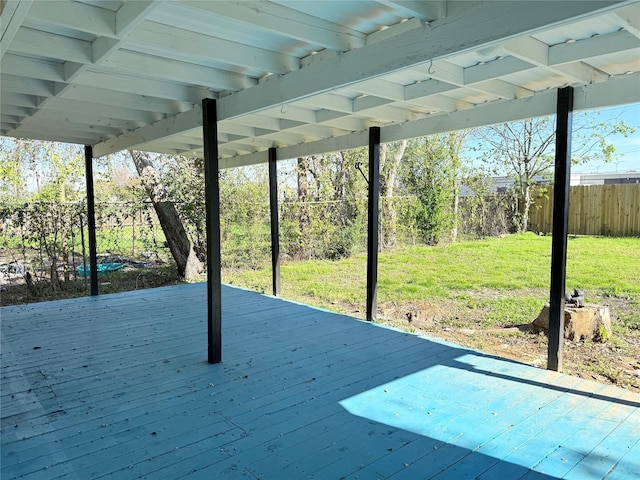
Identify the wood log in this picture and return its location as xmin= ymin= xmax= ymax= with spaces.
xmin=532 ymin=303 xmax=612 ymax=342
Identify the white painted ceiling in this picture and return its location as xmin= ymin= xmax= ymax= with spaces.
xmin=1 ymin=0 xmax=639 ymax=167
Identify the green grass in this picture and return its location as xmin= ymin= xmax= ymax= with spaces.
xmin=223 ymin=233 xmax=640 ymax=326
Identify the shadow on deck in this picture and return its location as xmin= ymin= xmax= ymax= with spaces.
xmin=2 ymin=283 xmax=639 ymax=479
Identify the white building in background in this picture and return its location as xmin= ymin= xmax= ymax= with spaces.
xmin=463 ymin=170 xmax=640 ymax=196
xmin=570 ymin=171 xmax=640 ymax=185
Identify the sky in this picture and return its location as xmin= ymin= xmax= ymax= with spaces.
xmin=571 ymin=103 xmax=640 ymax=174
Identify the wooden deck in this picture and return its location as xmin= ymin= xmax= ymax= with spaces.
xmin=2 ymin=283 xmax=639 ymax=479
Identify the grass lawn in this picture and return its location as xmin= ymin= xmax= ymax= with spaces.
xmin=224 ymin=233 xmax=640 ymax=322
xmin=224 ymin=233 xmax=640 ymax=390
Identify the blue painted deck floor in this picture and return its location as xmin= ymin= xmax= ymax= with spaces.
xmin=1 ymin=283 xmax=639 ymax=479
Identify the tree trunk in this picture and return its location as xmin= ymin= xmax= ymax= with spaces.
xmin=452 ymin=179 xmax=459 ymax=242
xmin=296 ymin=156 xmax=311 ymax=259
xmin=380 ymin=140 xmax=407 ymax=249
xmin=521 ymin=183 xmax=532 ymax=233
xmin=129 ymin=150 xmax=202 ymax=280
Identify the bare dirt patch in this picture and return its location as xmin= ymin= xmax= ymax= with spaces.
xmin=375 ymin=296 xmax=640 ymax=393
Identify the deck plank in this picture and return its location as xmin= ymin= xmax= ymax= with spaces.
xmin=2 ymin=283 xmax=638 ymax=479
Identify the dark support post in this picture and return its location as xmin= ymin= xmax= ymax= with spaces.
xmin=366 ymin=127 xmax=381 ymax=322
xmin=84 ymin=145 xmax=99 ymax=296
xmin=203 ymin=98 xmax=222 ymax=364
xmin=548 ymin=86 xmax=574 ymax=372
xmin=268 ymin=148 xmax=281 ymax=296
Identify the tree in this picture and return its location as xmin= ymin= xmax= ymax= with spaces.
xmin=379 ymin=140 xmax=408 ymax=249
xmin=473 ymin=113 xmax=634 ymax=233
xmin=402 ymin=132 xmax=465 ymax=245
xmin=295 ymin=156 xmax=311 ymax=258
xmin=129 ymin=150 xmax=203 ymax=280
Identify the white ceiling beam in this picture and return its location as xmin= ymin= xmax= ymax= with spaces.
xmin=363 ymin=104 xmax=421 ymax=124
xmin=281 ymin=122 xmax=351 ymax=140
xmin=222 ymin=72 xmax=640 ymax=168
xmin=502 ymin=35 xmax=612 ymax=85
xmin=397 ymin=71 xmax=640 ymax=136
xmin=366 ymin=17 xmax=423 ymax=46
xmin=268 ymin=105 xmax=317 ymax=125
xmin=296 ymin=94 xmax=354 ymax=114
xmin=401 ymin=94 xmax=459 ymax=113
xmin=316 ymin=112 xmax=367 ymax=131
xmin=94 ymin=105 xmax=204 ymax=158
xmin=356 ymin=76 xmax=466 ymax=112
xmin=379 ymin=0 xmax=446 ymax=21
xmin=225 ymin=114 xmax=280 ymax=132
xmin=27 ymin=1 xmax=116 ymax=37
xmin=101 ymin=50 xmax=257 ymax=92
xmin=220 ymin=125 xmax=307 ymax=149
xmin=1 ymin=123 xmax=19 ymax=135
xmin=354 ymin=95 xmax=394 ymax=112
xmin=12 ymin=118 xmax=115 ymax=137
xmin=502 ymin=36 xmax=549 ymax=66
xmin=553 ymin=62 xmax=610 ymax=85
xmin=225 ymin=136 xmax=281 ymax=150
xmin=94 ymin=0 xmax=630 ymax=156
xmin=1 ymin=114 xmax=20 ymax=124
xmin=469 ymin=79 xmax=534 ymax=100
xmin=6 ymin=127 xmax=97 ymax=145
xmin=73 ymin=69 xmax=211 ymax=103
xmin=126 ymin=21 xmax=299 ymax=76
xmin=28 ymin=109 xmax=145 ymax=131
xmin=60 ymin=85 xmax=193 ymax=115
xmin=19 ymin=97 xmax=164 ymax=124
xmin=7 ymin=0 xmax=161 ymax=136
xmin=88 ymin=1 xmax=158 ymax=64
xmin=181 ymin=0 xmax=366 ymax=51
xmin=115 ymin=1 xmax=154 ymax=36
xmin=20 ymin=120 xmax=122 ymax=137
xmin=462 ymin=57 xmax=537 ymax=85
xmin=1 ymin=54 xmax=64 ymax=82
xmin=1 ymin=91 xmax=37 ymax=108
xmin=9 ymin=27 xmax=92 ymax=63
xmin=147 ymin=134 xmax=200 ymax=150
xmin=1 ymin=104 xmax=35 ymax=116
xmin=404 ymin=79 xmax=458 ymax=100
xmin=356 ymin=79 xmax=406 ymax=102
xmin=218 ymin=123 xmax=262 ymax=138
xmin=417 ymin=59 xmax=523 ymax=105
xmin=613 ymin=5 xmax=640 ymax=38
xmin=1 ymin=74 xmax=56 ymax=97
xmin=549 ymin=30 xmax=640 ymax=65
xmin=218 ymin=1 xmax=625 ymax=119
xmin=0 ymin=0 xmax=32 ymax=59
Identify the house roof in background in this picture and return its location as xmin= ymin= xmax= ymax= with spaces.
xmin=1 ymin=0 xmax=639 ymax=167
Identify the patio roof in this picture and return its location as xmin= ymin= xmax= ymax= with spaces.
xmin=2 ymin=284 xmax=639 ymax=479
xmin=1 ymin=0 xmax=639 ymax=167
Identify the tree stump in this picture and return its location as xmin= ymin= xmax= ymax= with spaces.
xmin=532 ymin=303 xmax=612 ymax=342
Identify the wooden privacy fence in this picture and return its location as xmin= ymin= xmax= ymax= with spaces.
xmin=529 ymin=183 xmax=640 ymax=236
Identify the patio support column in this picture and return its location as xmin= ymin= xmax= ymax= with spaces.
xmin=547 ymin=86 xmax=574 ymax=372
xmin=203 ymin=98 xmax=222 ymax=364
xmin=366 ymin=127 xmax=381 ymax=322
xmin=268 ymin=147 xmax=281 ymax=296
xmin=84 ymin=145 xmax=99 ymax=296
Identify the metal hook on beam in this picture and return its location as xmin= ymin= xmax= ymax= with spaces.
xmin=355 ymin=161 xmax=369 ymax=185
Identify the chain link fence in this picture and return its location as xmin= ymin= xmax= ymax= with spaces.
xmin=1 ymin=193 xmax=517 ymax=288
xmin=0 ymin=201 xmax=166 ymax=287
